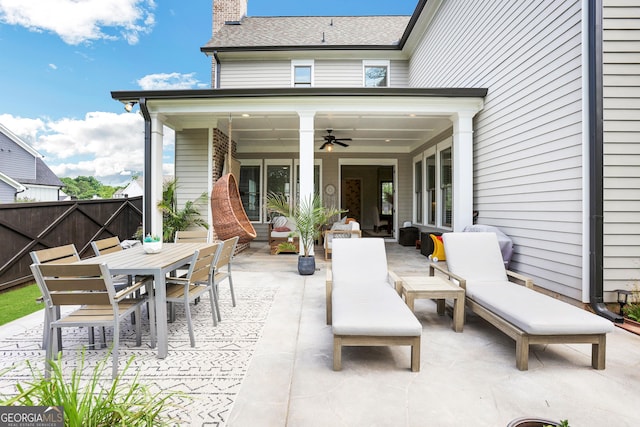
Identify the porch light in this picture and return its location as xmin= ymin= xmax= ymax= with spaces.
xmin=327 ymin=144 xmax=333 ymax=152
xmin=615 ymin=289 xmax=631 ymax=314
xmin=124 ymin=102 xmax=137 ymax=112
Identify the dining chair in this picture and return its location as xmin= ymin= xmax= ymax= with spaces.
xmin=90 ymin=236 xmax=123 ymax=256
xmin=213 ymin=236 xmax=239 ymax=313
xmin=30 ymin=262 xmax=148 ymax=379
xmin=91 ymin=236 xmax=151 ymax=324
xmin=30 ymin=244 xmax=82 ymax=350
xmin=174 ymin=229 xmax=209 ymax=243
xmin=165 ymin=243 xmax=223 ymax=347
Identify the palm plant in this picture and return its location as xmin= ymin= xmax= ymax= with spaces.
xmin=157 ymin=179 xmax=208 ymax=242
xmin=266 ymin=192 xmax=343 ymax=257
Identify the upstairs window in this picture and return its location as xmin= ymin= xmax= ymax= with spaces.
xmin=363 ymin=60 xmax=390 ymax=87
xmin=292 ymin=60 xmax=314 ymax=87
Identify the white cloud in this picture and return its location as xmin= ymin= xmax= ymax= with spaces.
xmin=137 ymin=72 xmax=202 ymax=90
xmin=48 ymin=63 xmax=57 ymax=70
xmin=0 ymin=112 xmax=175 ymax=186
xmin=0 ymin=0 xmax=155 ymax=45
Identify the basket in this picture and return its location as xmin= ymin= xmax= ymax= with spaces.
xmin=211 ymin=174 xmax=257 ymax=244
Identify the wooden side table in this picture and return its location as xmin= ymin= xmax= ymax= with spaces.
xmin=401 ymin=276 xmax=465 ymax=332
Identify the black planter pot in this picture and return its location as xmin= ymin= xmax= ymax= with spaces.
xmin=298 ymin=255 xmax=316 ymax=275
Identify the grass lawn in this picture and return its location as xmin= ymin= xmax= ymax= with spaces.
xmin=0 ymin=283 xmax=43 ymax=326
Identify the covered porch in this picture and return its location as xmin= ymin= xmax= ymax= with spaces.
xmin=112 ymin=88 xmax=486 ymax=244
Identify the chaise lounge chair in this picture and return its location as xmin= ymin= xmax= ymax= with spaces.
xmin=327 ymin=238 xmax=422 ymax=371
xmin=431 ymin=232 xmax=614 ymax=370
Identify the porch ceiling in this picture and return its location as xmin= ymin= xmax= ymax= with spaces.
xmin=113 ymin=88 xmax=486 ymax=154
xmin=209 ymin=112 xmax=452 ymax=154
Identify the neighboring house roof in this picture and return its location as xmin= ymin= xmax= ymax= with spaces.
xmin=0 ymin=122 xmax=41 ymax=158
xmin=203 ymin=16 xmax=411 ymax=50
xmin=17 ymin=157 xmax=63 ymax=188
xmin=0 ymin=171 xmax=26 ymax=192
xmin=0 ymin=123 xmax=62 ymax=189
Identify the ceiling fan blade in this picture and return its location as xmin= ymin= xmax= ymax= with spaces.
xmin=335 ymin=137 xmax=352 ymax=142
xmin=334 ymin=141 xmax=349 ymax=147
xmin=319 ymin=142 xmax=329 ymax=150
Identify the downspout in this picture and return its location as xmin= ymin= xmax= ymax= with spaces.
xmin=139 ymin=97 xmax=152 ymax=235
xmin=588 ymin=0 xmax=623 ymax=322
xmin=213 ymin=50 xmax=221 ymax=89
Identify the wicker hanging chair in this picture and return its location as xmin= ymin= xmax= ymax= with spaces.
xmin=211 ymin=173 xmax=257 ymax=244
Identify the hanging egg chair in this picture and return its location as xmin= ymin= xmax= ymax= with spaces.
xmin=211 ymin=173 xmax=256 ymax=244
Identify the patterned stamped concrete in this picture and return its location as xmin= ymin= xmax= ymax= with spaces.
xmin=0 ymin=263 xmax=279 ymax=426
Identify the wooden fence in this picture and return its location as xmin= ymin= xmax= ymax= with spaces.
xmin=0 ymin=197 xmax=142 ymax=291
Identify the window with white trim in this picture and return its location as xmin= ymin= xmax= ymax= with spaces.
xmin=292 ymin=60 xmax=314 ymax=87
xmin=363 ymin=60 xmax=390 ymax=87
xmin=414 ymin=140 xmax=453 ymax=229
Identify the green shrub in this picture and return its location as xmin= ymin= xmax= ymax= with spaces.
xmin=623 ymin=303 xmax=640 ymax=322
xmin=1 ymin=350 xmax=184 ymax=426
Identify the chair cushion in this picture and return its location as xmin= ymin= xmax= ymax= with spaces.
xmin=467 ymin=282 xmax=614 ymax=335
xmin=332 ymin=284 xmax=422 ymax=336
xmin=332 ymin=238 xmax=388 ymax=288
xmin=443 ymin=233 xmax=507 ymax=282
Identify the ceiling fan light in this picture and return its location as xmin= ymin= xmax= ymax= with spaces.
xmin=327 ymin=144 xmax=333 ymax=152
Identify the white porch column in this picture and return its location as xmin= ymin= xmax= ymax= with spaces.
xmin=298 ymin=111 xmax=315 ymax=198
xmin=451 ymin=112 xmax=474 ymax=231
xmin=298 ymin=110 xmax=315 ymax=254
xmin=150 ymin=115 xmax=164 ymax=239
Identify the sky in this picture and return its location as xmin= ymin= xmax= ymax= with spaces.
xmin=0 ymin=0 xmax=417 ymax=186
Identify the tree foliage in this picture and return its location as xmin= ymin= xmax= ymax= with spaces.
xmin=60 ymin=176 xmax=121 ymax=200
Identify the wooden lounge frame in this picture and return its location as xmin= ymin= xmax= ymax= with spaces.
xmin=429 ymin=263 xmax=607 ymax=371
xmin=327 ymin=269 xmax=421 ymax=372
xmin=333 ymin=334 xmax=421 ymax=372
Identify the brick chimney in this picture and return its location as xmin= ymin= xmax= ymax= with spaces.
xmin=210 ymin=0 xmax=247 ymax=87
xmin=212 ymin=0 xmax=247 ymax=35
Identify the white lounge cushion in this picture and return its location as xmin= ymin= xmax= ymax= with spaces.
xmin=467 ymin=282 xmax=615 ymax=335
xmin=332 ymin=238 xmax=387 ymax=289
xmin=443 ymin=232 xmax=507 ymax=283
xmin=332 ymin=284 xmax=422 ymax=336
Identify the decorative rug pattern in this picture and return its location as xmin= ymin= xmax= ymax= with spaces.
xmin=0 ymin=283 xmax=278 ymax=426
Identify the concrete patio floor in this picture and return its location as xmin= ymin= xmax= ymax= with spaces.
xmin=1 ymin=240 xmax=639 ymax=426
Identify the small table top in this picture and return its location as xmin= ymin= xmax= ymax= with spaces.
xmin=401 ymin=275 xmax=463 ymax=293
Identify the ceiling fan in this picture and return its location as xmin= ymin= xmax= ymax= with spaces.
xmin=319 ymin=129 xmax=351 ymax=151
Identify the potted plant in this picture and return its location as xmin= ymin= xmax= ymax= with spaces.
xmin=266 ymin=192 xmax=343 ymax=275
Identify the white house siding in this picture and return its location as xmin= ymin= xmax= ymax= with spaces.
xmin=0 ymin=135 xmax=36 ymax=181
xmin=314 ymin=60 xmax=363 ymax=87
xmin=390 ymin=60 xmax=410 ymax=87
xmin=220 ymin=59 xmax=410 ymax=88
xmin=602 ymin=0 xmax=640 ymax=293
xmin=20 ymin=186 xmax=59 ymax=202
xmin=175 ymin=129 xmax=210 ymax=222
xmin=220 ymin=61 xmax=290 ymax=88
xmin=409 ymin=0 xmax=585 ymax=299
xmin=0 ymin=181 xmax=15 ymax=203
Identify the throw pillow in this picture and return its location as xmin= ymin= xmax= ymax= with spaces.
xmin=274 ymin=226 xmax=291 ymax=232
xmin=273 ymin=216 xmax=287 ymax=228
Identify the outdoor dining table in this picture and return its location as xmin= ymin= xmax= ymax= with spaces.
xmin=75 ymin=242 xmax=211 ymax=359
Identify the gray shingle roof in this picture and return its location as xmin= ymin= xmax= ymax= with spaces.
xmin=203 ymin=16 xmax=411 ymax=49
